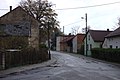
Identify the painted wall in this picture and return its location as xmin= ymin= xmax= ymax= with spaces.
xmin=56 ymin=36 xmax=66 ymax=51
xmin=103 ymin=37 xmax=120 ymax=48
xmin=56 ymin=36 xmax=61 ymax=51
xmin=72 ymin=36 xmax=77 ymax=53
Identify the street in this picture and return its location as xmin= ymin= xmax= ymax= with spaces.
xmin=1 ymin=51 xmax=120 ymax=80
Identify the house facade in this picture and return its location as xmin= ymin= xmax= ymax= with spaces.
xmin=61 ymin=35 xmax=74 ymax=52
xmin=72 ymin=34 xmax=85 ymax=53
xmin=84 ymin=30 xmax=112 ymax=56
xmin=56 ymin=35 xmax=75 ymax=52
xmin=0 ymin=6 xmax=40 ymax=49
xmin=56 ymin=36 xmax=63 ymax=51
xmin=103 ymin=27 xmax=120 ymax=48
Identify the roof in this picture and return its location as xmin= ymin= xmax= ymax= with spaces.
xmin=89 ymin=30 xmax=112 ymax=42
xmin=60 ymin=35 xmax=75 ymax=43
xmin=0 ymin=6 xmax=39 ymax=23
xmin=59 ymin=35 xmax=74 ymax=37
xmin=76 ymin=34 xmax=85 ymax=43
xmin=0 ymin=6 xmax=39 ymax=37
xmin=105 ymin=27 xmax=120 ymax=38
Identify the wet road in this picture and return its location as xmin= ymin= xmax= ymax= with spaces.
xmin=1 ymin=51 xmax=120 ymax=80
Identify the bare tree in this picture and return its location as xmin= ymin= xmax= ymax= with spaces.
xmin=112 ymin=17 xmax=120 ymax=30
xmin=19 ymin=0 xmax=59 ymax=42
xmin=118 ymin=18 xmax=120 ymax=27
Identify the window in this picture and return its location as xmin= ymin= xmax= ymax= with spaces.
xmin=116 ymin=46 xmax=118 ymax=49
xmin=110 ymin=45 xmax=112 ymax=48
xmin=90 ymin=44 xmax=92 ymax=50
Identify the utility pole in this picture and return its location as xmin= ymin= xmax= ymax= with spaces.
xmin=62 ymin=26 xmax=64 ymax=51
xmin=85 ymin=13 xmax=88 ymax=56
xmin=63 ymin=26 xmax=64 ymax=34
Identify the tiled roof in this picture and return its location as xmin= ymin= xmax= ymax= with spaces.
xmin=77 ymin=34 xmax=85 ymax=43
xmin=105 ymin=27 xmax=120 ymax=38
xmin=60 ymin=35 xmax=75 ymax=43
xmin=89 ymin=30 xmax=112 ymax=42
xmin=0 ymin=6 xmax=39 ymax=23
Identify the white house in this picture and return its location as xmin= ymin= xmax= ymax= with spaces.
xmin=84 ymin=30 xmax=112 ymax=56
xmin=103 ymin=27 xmax=120 ymax=48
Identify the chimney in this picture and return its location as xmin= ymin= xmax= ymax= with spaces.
xmin=10 ymin=6 xmax=12 ymax=11
xmin=69 ymin=33 xmax=71 ymax=35
xmin=107 ymin=29 xmax=109 ymax=31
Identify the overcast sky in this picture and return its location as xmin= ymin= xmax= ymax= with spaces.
xmin=0 ymin=0 xmax=120 ymax=34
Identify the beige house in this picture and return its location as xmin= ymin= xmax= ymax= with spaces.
xmin=0 ymin=6 xmax=40 ymax=49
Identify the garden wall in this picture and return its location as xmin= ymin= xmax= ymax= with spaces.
xmin=0 ymin=48 xmax=49 ymax=70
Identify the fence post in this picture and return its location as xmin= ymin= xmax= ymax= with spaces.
xmin=2 ymin=52 xmax=5 ymax=69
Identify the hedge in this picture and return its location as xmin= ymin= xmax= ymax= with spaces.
xmin=91 ymin=48 xmax=120 ymax=63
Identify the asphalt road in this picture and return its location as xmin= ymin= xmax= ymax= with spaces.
xmin=1 ymin=51 xmax=120 ymax=80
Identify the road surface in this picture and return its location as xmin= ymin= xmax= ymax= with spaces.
xmin=1 ymin=51 xmax=120 ymax=80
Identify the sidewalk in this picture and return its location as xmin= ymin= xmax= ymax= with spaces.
xmin=0 ymin=56 xmax=57 ymax=77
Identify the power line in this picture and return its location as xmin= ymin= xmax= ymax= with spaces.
xmin=0 ymin=9 xmax=8 ymax=10
xmin=56 ymin=1 xmax=120 ymax=10
xmin=64 ymin=21 xmax=81 ymax=26
xmin=0 ymin=1 xmax=120 ymax=11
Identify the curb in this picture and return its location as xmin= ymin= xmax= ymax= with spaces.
xmin=0 ymin=56 xmax=57 ymax=77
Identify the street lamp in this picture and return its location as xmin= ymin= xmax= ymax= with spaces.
xmin=85 ymin=13 xmax=88 ymax=56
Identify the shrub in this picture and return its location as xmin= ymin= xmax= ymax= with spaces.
xmin=39 ymin=44 xmax=48 ymax=49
